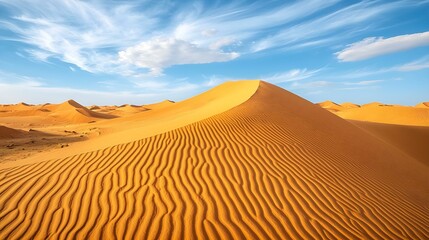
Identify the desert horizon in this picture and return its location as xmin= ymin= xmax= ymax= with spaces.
xmin=1 ymin=1 xmax=429 ymax=239
xmin=1 ymin=80 xmax=429 ymax=239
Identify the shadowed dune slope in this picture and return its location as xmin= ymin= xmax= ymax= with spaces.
xmin=0 ymin=125 xmax=24 ymax=139
xmin=351 ymin=120 xmax=429 ymax=166
xmin=336 ymin=105 xmax=429 ymax=126
xmin=0 ymin=81 xmax=428 ymax=239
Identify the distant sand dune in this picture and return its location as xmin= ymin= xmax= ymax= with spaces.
xmin=416 ymin=102 xmax=429 ymax=108
xmin=45 ymin=100 xmax=116 ymax=123
xmin=0 ymin=100 xmax=116 ymax=125
xmin=0 ymin=81 xmax=428 ymax=239
xmin=336 ymin=105 xmax=429 ymax=126
xmin=317 ymin=100 xmax=343 ymax=112
xmin=144 ymin=100 xmax=175 ymax=110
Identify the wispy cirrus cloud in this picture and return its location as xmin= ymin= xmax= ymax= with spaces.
xmin=336 ymin=55 xmax=429 ymax=79
xmin=336 ymin=31 xmax=429 ymax=62
xmin=263 ymin=68 xmax=322 ymax=84
xmin=251 ymin=0 xmax=407 ymax=52
xmin=344 ymin=80 xmax=384 ymax=86
xmin=0 ymin=0 xmax=417 ymax=77
xmin=395 ymin=55 xmax=429 ymax=71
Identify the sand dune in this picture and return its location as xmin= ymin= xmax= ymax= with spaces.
xmin=45 ymin=100 xmax=116 ymax=123
xmin=352 ymin=120 xmax=429 ymax=166
xmin=143 ymin=99 xmax=175 ymax=110
xmin=317 ymin=100 xmax=344 ymax=112
xmin=340 ymin=102 xmax=360 ymax=109
xmin=0 ymin=81 xmax=428 ymax=239
xmin=317 ymin=101 xmax=361 ymax=112
xmin=336 ymin=104 xmax=429 ymax=126
xmin=0 ymin=125 xmax=24 ymax=139
xmin=0 ymin=99 xmax=116 ymax=126
xmin=416 ymin=102 xmax=429 ymax=108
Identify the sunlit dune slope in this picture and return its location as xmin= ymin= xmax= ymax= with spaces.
xmin=43 ymin=100 xmax=116 ymax=123
xmin=317 ymin=100 xmax=343 ymax=112
xmin=416 ymin=102 xmax=429 ymax=108
xmin=0 ymin=81 xmax=428 ymax=239
xmin=340 ymin=102 xmax=360 ymax=109
xmin=0 ymin=100 xmax=116 ymax=125
xmin=97 ymin=104 xmax=149 ymax=117
xmin=336 ymin=104 xmax=429 ymax=126
xmin=317 ymin=101 xmax=361 ymax=112
xmin=143 ymin=99 xmax=175 ymax=110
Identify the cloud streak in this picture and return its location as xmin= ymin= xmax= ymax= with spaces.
xmin=263 ymin=69 xmax=322 ymax=84
xmin=336 ymin=31 xmax=429 ymax=62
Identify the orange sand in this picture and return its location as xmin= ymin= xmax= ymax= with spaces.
xmin=1 ymin=81 xmax=428 ymax=239
xmin=336 ymin=104 xmax=429 ymax=126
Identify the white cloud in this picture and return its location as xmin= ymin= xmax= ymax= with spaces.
xmin=251 ymin=1 xmax=404 ymax=52
xmin=395 ymin=55 xmax=429 ymax=71
xmin=0 ymin=0 xmax=424 ymax=80
xmin=335 ymin=56 xmax=429 ymax=79
xmin=263 ymin=69 xmax=322 ymax=83
xmin=0 ymin=0 xmax=155 ymax=75
xmin=336 ymin=31 xmax=429 ymax=61
xmin=118 ymin=38 xmax=239 ymax=76
xmin=344 ymin=80 xmax=384 ymax=85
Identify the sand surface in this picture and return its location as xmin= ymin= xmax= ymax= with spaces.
xmin=1 ymin=81 xmax=428 ymax=239
xmin=351 ymin=120 xmax=429 ymax=166
xmin=336 ymin=104 xmax=429 ymax=126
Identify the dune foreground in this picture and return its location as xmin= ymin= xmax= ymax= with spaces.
xmin=1 ymin=81 xmax=428 ymax=239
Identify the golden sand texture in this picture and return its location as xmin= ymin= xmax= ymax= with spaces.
xmin=335 ymin=105 xmax=429 ymax=126
xmin=0 ymin=81 xmax=428 ymax=239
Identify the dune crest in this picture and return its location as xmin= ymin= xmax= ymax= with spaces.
xmin=317 ymin=100 xmax=343 ymax=112
xmin=1 ymin=81 xmax=428 ymax=239
xmin=416 ymin=102 xmax=429 ymax=108
xmin=340 ymin=102 xmax=360 ymax=109
xmin=143 ymin=99 xmax=175 ymax=110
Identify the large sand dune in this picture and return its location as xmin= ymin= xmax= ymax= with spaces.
xmin=352 ymin=120 xmax=429 ymax=166
xmin=1 ymin=81 xmax=428 ymax=239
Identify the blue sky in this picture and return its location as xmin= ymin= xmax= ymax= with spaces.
xmin=0 ymin=0 xmax=428 ymax=105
